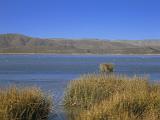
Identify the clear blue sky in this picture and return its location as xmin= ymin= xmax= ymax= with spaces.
xmin=0 ymin=0 xmax=160 ymax=40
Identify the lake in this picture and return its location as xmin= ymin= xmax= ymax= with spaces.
xmin=0 ymin=54 xmax=160 ymax=119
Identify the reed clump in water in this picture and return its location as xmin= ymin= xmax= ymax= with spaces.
xmin=0 ymin=86 xmax=53 ymax=120
xmin=64 ymin=74 xmax=160 ymax=120
xmin=99 ymin=63 xmax=114 ymax=73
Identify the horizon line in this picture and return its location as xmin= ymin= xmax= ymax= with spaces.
xmin=1 ymin=33 xmax=160 ymax=41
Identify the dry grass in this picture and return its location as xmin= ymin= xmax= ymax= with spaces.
xmin=0 ymin=86 xmax=53 ymax=120
xmin=99 ymin=63 xmax=114 ymax=73
xmin=64 ymin=74 xmax=160 ymax=120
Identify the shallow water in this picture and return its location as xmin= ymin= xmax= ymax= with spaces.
xmin=0 ymin=54 xmax=160 ymax=119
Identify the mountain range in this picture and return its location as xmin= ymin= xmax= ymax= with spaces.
xmin=0 ymin=33 xmax=160 ymax=54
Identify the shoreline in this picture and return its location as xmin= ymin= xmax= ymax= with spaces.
xmin=0 ymin=53 xmax=160 ymax=56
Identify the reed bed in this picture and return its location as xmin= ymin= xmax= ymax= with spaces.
xmin=0 ymin=86 xmax=53 ymax=120
xmin=64 ymin=74 xmax=160 ymax=120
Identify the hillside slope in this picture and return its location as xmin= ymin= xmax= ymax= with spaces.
xmin=0 ymin=34 xmax=160 ymax=54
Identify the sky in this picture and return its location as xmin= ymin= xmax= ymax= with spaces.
xmin=0 ymin=0 xmax=160 ymax=40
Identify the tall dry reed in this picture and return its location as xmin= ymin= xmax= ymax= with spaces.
xmin=0 ymin=86 xmax=53 ymax=120
xmin=64 ymin=74 xmax=160 ymax=120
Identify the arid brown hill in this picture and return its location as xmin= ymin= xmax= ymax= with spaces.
xmin=0 ymin=33 xmax=160 ymax=54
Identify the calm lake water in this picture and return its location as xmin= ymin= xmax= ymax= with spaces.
xmin=0 ymin=54 xmax=160 ymax=119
